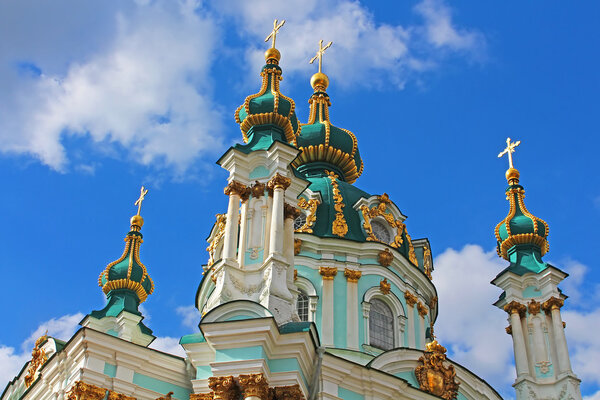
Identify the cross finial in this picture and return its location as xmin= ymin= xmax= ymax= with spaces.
xmin=134 ymin=186 xmax=149 ymax=216
xmin=265 ymin=19 xmax=285 ymax=49
xmin=498 ymin=137 xmax=521 ymax=169
xmin=310 ymin=39 xmax=333 ymax=73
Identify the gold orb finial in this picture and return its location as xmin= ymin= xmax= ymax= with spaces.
xmin=130 ymin=215 xmax=144 ymax=229
xmin=505 ymin=167 xmax=520 ymax=185
xmin=265 ymin=47 xmax=281 ymax=64
xmin=310 ymin=72 xmax=329 ymax=91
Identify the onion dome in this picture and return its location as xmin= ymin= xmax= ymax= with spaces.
xmin=234 ymin=46 xmax=299 ymax=145
xmin=292 ymin=48 xmax=363 ymax=184
xmin=495 ymin=139 xmax=549 ymax=274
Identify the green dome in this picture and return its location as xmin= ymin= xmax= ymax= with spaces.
xmin=99 ymin=226 xmax=154 ymax=303
xmin=494 ymin=179 xmax=549 ymax=260
xmin=235 ymin=58 xmax=299 ymax=145
xmin=293 ymin=91 xmax=363 ymax=184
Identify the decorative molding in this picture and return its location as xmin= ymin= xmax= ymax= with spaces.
xmin=404 ymin=291 xmax=417 ymax=307
xmin=429 ymin=296 xmax=438 ymax=310
xmin=506 ymin=325 xmax=512 ymax=335
xmin=190 ymin=394 xmax=214 ymax=400
xmin=542 ymin=297 xmax=564 ymax=313
xmin=274 ymin=384 xmax=305 ymax=400
xmin=528 ymin=299 xmax=541 ymax=315
xmin=267 ymin=173 xmax=291 ymax=190
xmin=344 ymin=268 xmax=362 ymax=282
xmin=377 ymin=248 xmax=393 ymax=267
xmin=360 ymin=193 xmax=404 ymax=247
xmin=238 ymin=373 xmax=269 ymax=400
xmin=294 ymin=238 xmax=302 ymax=255
xmin=224 ymin=181 xmax=249 ymax=197
xmin=423 ymin=245 xmax=433 ymax=279
xmin=251 ymin=181 xmax=266 ymax=198
xmin=108 ymin=392 xmax=136 ymax=400
xmin=504 ymin=301 xmax=527 ymax=317
xmin=415 ymin=341 xmax=460 ymax=400
xmin=417 ymin=302 xmax=428 ymax=317
xmin=153 ymin=393 xmax=173 ymax=400
xmin=66 ymin=381 xmax=109 ymax=400
xmin=380 ymin=278 xmax=391 ymax=294
xmin=208 ymin=376 xmax=238 ymax=400
xmin=206 ymin=214 xmax=227 ymax=267
xmin=24 ymin=333 xmax=48 ymax=388
xmin=296 ymin=198 xmax=318 ymax=233
xmin=294 ymin=269 xmax=298 ymax=281
xmin=284 ymin=203 xmax=301 ymax=220
xmin=326 ymin=171 xmax=348 ymax=237
xmin=319 ymin=266 xmax=338 ymax=280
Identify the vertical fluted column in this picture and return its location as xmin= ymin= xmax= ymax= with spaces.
xmin=238 ymin=373 xmax=269 ymax=400
xmin=223 ymin=181 xmax=247 ymax=261
xmin=320 ymin=267 xmax=337 ymax=346
xmin=543 ymin=297 xmax=572 ymax=374
xmin=267 ymin=174 xmax=291 ymax=258
xmin=344 ymin=268 xmax=362 ymax=350
xmin=417 ymin=302 xmax=428 ymax=349
xmin=504 ymin=301 xmax=530 ymax=377
xmin=237 ymin=192 xmax=251 ymax=268
xmin=404 ymin=291 xmax=417 ymax=348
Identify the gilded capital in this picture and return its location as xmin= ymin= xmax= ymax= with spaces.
xmin=208 ymin=376 xmax=238 ymax=400
xmin=542 ymin=297 xmax=564 ymax=313
xmin=505 ymin=325 xmax=512 ymax=335
xmin=284 ymin=203 xmax=301 ymax=220
xmin=380 ymin=278 xmax=391 ymax=294
xmin=417 ymin=302 xmax=428 ymax=317
xmin=238 ymin=373 xmax=269 ymax=400
xmin=267 ymin=173 xmax=291 ymax=190
xmin=190 ymin=394 xmax=214 ymax=400
xmin=528 ymin=299 xmax=541 ymax=315
xmin=405 ymin=291 xmax=418 ymax=307
xmin=224 ymin=181 xmax=249 ymax=198
xmin=344 ymin=268 xmax=362 ymax=282
xmin=504 ymin=301 xmax=527 ymax=317
xmin=377 ymin=248 xmax=393 ymax=267
xmin=274 ymin=384 xmax=305 ymax=400
xmin=251 ymin=181 xmax=266 ymax=198
xmin=66 ymin=381 xmax=108 ymax=400
xmin=319 ymin=266 xmax=338 ymax=280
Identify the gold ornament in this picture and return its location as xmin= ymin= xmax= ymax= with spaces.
xmin=251 ymin=181 xmax=266 ymax=198
xmin=504 ymin=301 xmax=527 ymax=317
xmin=284 ymin=203 xmax=301 ymax=220
xmin=326 ymin=171 xmax=348 ymax=237
xmin=344 ymin=268 xmax=362 ymax=283
xmin=417 ymin=302 xmax=429 ymax=317
xmin=108 ymin=392 xmax=136 ymax=400
xmin=423 ymin=246 xmax=433 ymax=279
xmin=265 ymin=19 xmax=285 ymax=50
xmin=208 ymin=376 xmax=238 ymax=400
xmin=429 ymin=296 xmax=438 ymax=310
xmin=319 ymin=267 xmax=338 ymax=280
xmin=206 ymin=214 xmax=227 ymax=267
xmin=498 ymin=137 xmax=521 ymax=171
xmin=154 ymin=392 xmax=173 ymax=400
xmin=24 ymin=332 xmax=48 ymax=388
xmin=66 ymin=381 xmax=108 ymax=400
xmin=380 ymin=278 xmax=391 ymax=295
xmin=268 ymin=173 xmax=292 ymax=190
xmin=294 ymin=269 xmax=298 ymax=281
xmin=528 ymin=299 xmax=541 ymax=315
xmin=224 ymin=180 xmax=249 ymax=197
xmin=190 ymin=394 xmax=214 ymax=400
xmin=274 ymin=384 xmax=305 ymax=400
xmin=294 ymin=238 xmax=302 ymax=255
xmin=415 ymin=340 xmax=460 ymax=400
xmin=542 ymin=297 xmax=564 ymax=313
xmin=296 ymin=198 xmax=318 ymax=233
xmin=238 ymin=373 xmax=269 ymax=400
xmin=377 ymin=248 xmax=394 ymax=267
xmin=505 ymin=325 xmax=512 ymax=335
xmin=404 ymin=291 xmax=418 ymax=307
xmin=360 ymin=194 xmax=406 ymax=248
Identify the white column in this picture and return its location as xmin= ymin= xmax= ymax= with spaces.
xmin=531 ymin=315 xmax=548 ymax=366
xmin=544 ymin=298 xmax=572 ymax=374
xmin=223 ymin=182 xmax=243 ymax=261
xmin=320 ymin=267 xmax=337 ymax=346
xmin=506 ymin=302 xmax=530 ymax=377
xmin=345 ymin=269 xmax=361 ymax=350
xmin=362 ymin=302 xmax=371 ymax=345
xmin=405 ymin=293 xmax=416 ymax=348
xmin=267 ymin=174 xmax=289 ymax=258
xmin=237 ymin=199 xmax=250 ymax=268
xmin=263 ymin=196 xmax=272 ymax=259
xmin=283 ymin=214 xmax=295 ymax=286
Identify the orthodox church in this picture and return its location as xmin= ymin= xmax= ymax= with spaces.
xmin=1 ymin=21 xmax=583 ymax=400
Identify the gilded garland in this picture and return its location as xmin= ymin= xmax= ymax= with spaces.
xmin=326 ymin=171 xmax=348 ymax=237
xmin=415 ymin=341 xmax=460 ymax=400
xmin=296 ymin=197 xmax=319 ymax=233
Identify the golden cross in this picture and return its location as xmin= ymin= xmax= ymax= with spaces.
xmin=497 ymin=137 xmax=521 ymax=169
xmin=264 ymin=19 xmax=285 ymax=49
xmin=310 ymin=39 xmax=333 ymax=73
xmin=134 ymin=186 xmax=149 ymax=216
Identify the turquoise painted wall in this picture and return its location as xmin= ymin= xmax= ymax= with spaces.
xmin=132 ymin=372 xmax=190 ymax=400
xmin=333 ymin=272 xmax=347 ymax=348
xmin=338 ymin=387 xmax=364 ymax=400
xmin=103 ymin=363 xmax=117 ymax=378
xmin=249 ymin=166 xmax=270 ymax=179
xmin=296 ymin=265 xmax=323 ymax=333
xmin=394 ymin=371 xmax=418 ymax=387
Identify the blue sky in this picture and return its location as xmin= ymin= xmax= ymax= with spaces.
xmin=0 ymin=1 xmax=598 ymax=398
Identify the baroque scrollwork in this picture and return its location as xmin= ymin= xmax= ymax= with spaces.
xmin=24 ymin=333 xmax=48 ymax=388
xmin=66 ymin=381 xmax=109 ymax=400
xmin=344 ymin=268 xmax=362 ymax=282
xmin=415 ymin=340 xmax=460 ymax=400
xmin=206 ymin=214 xmax=227 ymax=267
xmin=274 ymin=384 xmax=305 ymax=400
xmin=238 ymin=373 xmax=269 ymax=400
xmin=377 ymin=248 xmax=393 ymax=267
xmin=319 ymin=266 xmax=338 ymax=280
xmin=296 ymin=197 xmax=318 ymax=233
xmin=326 ymin=171 xmax=348 ymax=237
xmin=423 ymin=245 xmax=433 ymax=279
xmin=208 ymin=376 xmax=238 ymax=400
xmin=360 ymin=193 xmax=404 ymax=247
xmin=380 ymin=278 xmax=391 ymax=294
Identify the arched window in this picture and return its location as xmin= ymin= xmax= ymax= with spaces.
xmin=297 ymin=290 xmax=310 ymax=322
xmin=371 ymin=220 xmax=392 ymax=244
xmin=369 ymin=298 xmax=394 ymax=350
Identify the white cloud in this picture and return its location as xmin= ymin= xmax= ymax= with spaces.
xmin=434 ymin=245 xmax=600 ymax=398
xmin=176 ymin=305 xmax=201 ymax=329
xmin=149 ymin=336 xmax=185 ymax=357
xmin=0 ymin=0 xmax=224 ymax=174
xmin=433 ymin=245 xmax=515 ymax=395
xmin=215 ymin=0 xmax=484 ymax=89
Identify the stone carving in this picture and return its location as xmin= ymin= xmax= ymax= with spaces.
xmin=251 ymin=181 xmax=266 ymax=198
xmin=504 ymin=301 xmax=527 ymax=317
xmin=66 ymin=381 xmax=109 ymax=400
xmin=344 ymin=268 xmax=362 ymax=282
xmin=24 ymin=333 xmax=48 ymax=388
xmin=319 ymin=267 xmax=338 ymax=280
xmin=404 ymin=291 xmax=418 ymax=307
xmin=380 ymin=278 xmax=391 ymax=294
xmin=107 ymin=392 xmax=136 ymax=400
xmin=274 ymin=384 xmax=305 ymax=400
xmin=415 ymin=340 xmax=460 ymax=400
xmin=267 ymin=173 xmax=291 ymax=190
xmin=528 ymin=299 xmax=541 ymax=315
xmin=208 ymin=376 xmax=238 ymax=400
xmin=238 ymin=373 xmax=269 ymax=400
xmin=294 ymin=238 xmax=302 ymax=255
xmin=190 ymin=394 xmax=214 ymax=400
xmin=377 ymin=248 xmax=393 ymax=267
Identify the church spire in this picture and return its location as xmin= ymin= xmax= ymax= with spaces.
xmin=292 ymin=40 xmax=363 ymax=184
xmin=234 ymin=19 xmax=299 ymax=146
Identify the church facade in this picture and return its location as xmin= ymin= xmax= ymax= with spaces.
xmin=1 ymin=24 xmax=582 ymax=400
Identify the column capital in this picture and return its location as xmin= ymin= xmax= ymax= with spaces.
xmin=267 ymin=173 xmax=291 ymax=190
xmin=238 ymin=373 xmax=269 ymax=400
xmin=344 ymin=268 xmax=362 ymax=282
xmin=404 ymin=291 xmax=418 ymax=307
xmin=319 ymin=266 xmax=338 ymax=280
xmin=190 ymin=394 xmax=214 ymax=400
xmin=274 ymin=384 xmax=305 ymax=400
xmin=208 ymin=376 xmax=238 ymax=400
xmin=417 ymin=302 xmax=428 ymax=317
xmin=284 ymin=203 xmax=301 ymax=220
xmin=527 ymin=299 xmax=541 ymax=315
xmin=504 ymin=301 xmax=527 ymax=317
xmin=542 ymin=296 xmax=564 ymax=313
xmin=224 ymin=181 xmax=249 ymax=197
xmin=251 ymin=181 xmax=266 ymax=198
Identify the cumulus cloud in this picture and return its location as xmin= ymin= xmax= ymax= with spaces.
xmin=0 ymin=0 xmax=224 ymax=174
xmin=434 ymin=245 xmax=600 ymax=398
xmin=149 ymin=336 xmax=186 ymax=358
xmin=176 ymin=305 xmax=202 ymax=329
xmin=215 ymin=0 xmax=485 ymax=89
